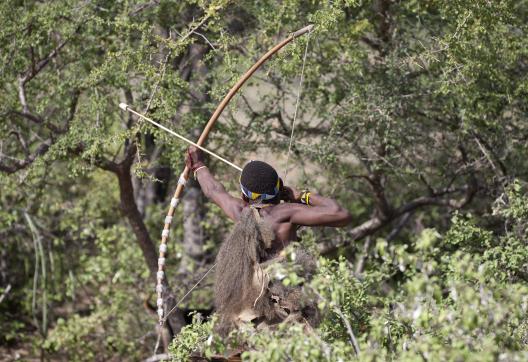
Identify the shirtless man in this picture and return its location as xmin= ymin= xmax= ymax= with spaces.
xmin=185 ymin=146 xmax=352 ymax=252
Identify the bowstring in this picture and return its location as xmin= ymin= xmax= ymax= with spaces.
xmin=162 ymin=262 xmax=217 ymax=323
xmin=283 ymin=29 xmax=312 ymax=184
xmin=151 ymin=262 xmax=216 ymax=357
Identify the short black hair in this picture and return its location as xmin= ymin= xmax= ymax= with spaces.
xmin=240 ymin=160 xmax=278 ymax=195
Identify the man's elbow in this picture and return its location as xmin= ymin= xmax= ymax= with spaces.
xmin=330 ymin=206 xmax=352 ymax=227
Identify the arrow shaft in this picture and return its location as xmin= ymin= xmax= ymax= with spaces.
xmin=123 ymin=105 xmax=242 ymax=172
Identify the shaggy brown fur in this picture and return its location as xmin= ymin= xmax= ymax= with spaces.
xmin=263 ymin=248 xmax=320 ymax=327
xmin=213 ymin=207 xmax=320 ymax=337
xmin=214 ymin=207 xmax=274 ymax=336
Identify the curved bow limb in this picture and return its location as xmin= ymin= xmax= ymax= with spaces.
xmin=156 ymin=24 xmax=314 ymax=325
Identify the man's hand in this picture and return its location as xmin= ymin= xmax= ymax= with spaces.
xmin=281 ymin=185 xmax=302 ymax=203
xmin=185 ymin=146 xmax=206 ymax=172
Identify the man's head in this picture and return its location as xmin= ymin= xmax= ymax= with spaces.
xmin=240 ymin=160 xmax=281 ymax=204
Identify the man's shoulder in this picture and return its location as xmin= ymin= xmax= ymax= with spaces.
xmin=266 ymin=202 xmax=304 ymax=216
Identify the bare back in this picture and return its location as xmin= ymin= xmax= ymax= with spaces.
xmin=193 ymin=166 xmax=352 ymax=254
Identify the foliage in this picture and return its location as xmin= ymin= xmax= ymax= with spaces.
xmin=1 ymin=0 xmax=527 ymax=360
xmin=169 ymin=314 xmax=221 ymax=361
xmin=171 ymin=183 xmax=528 ymax=360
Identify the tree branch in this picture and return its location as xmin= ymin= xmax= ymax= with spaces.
xmin=319 ymin=180 xmax=477 ymax=254
xmin=111 ymin=151 xmax=158 ymax=273
xmin=19 ymin=36 xmax=71 ymax=85
xmin=0 ymin=140 xmax=51 ymax=174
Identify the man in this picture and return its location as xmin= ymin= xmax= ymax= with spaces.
xmin=186 ymin=146 xmax=352 ymax=337
xmin=185 ymin=146 xmax=352 ymax=253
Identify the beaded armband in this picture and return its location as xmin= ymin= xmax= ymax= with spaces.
xmin=300 ymin=190 xmax=311 ymax=205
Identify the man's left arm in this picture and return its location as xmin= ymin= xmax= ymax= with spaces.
xmin=186 ymin=147 xmax=244 ymax=221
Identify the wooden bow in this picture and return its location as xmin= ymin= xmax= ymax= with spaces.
xmin=156 ymin=24 xmax=314 ymax=324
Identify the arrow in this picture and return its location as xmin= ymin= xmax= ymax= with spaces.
xmin=119 ymin=103 xmax=242 ymax=172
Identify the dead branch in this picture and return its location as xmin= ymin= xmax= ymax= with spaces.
xmin=319 ymin=179 xmax=477 ymax=255
xmin=0 ymin=140 xmax=51 ymax=174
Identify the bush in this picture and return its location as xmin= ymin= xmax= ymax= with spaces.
xmin=170 ymin=182 xmax=528 ymax=361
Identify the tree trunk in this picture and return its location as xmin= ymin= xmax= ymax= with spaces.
xmin=104 ymin=152 xmax=186 ymax=341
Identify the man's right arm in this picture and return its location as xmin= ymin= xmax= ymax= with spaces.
xmin=281 ymin=189 xmax=352 ymax=227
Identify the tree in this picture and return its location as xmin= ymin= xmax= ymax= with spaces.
xmin=0 ymin=0 xmax=527 ymax=360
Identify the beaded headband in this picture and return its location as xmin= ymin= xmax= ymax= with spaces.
xmin=240 ymin=177 xmax=280 ymax=201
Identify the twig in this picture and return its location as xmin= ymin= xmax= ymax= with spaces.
xmin=20 ymin=37 xmax=70 ymax=85
xmin=333 ymin=305 xmax=361 ymax=356
xmin=177 ymin=14 xmax=211 ymax=43
xmin=474 ymin=136 xmax=496 ymax=171
xmin=129 ymin=0 xmax=160 ymax=16
xmin=0 ymin=140 xmax=51 ymax=174
xmin=0 ymin=284 xmax=12 ymax=304
xmin=28 ymin=214 xmax=40 ymax=330
xmin=312 ymin=289 xmax=361 ymax=356
xmin=192 ymin=31 xmax=216 ymax=50
xmin=386 ymin=212 xmax=412 ymax=242
xmin=355 ymin=236 xmax=372 ymax=275
xmin=8 ymin=131 xmax=29 ymax=155
xmin=18 ymin=77 xmax=29 ymax=113
xmin=152 ymin=331 xmax=162 ymax=359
